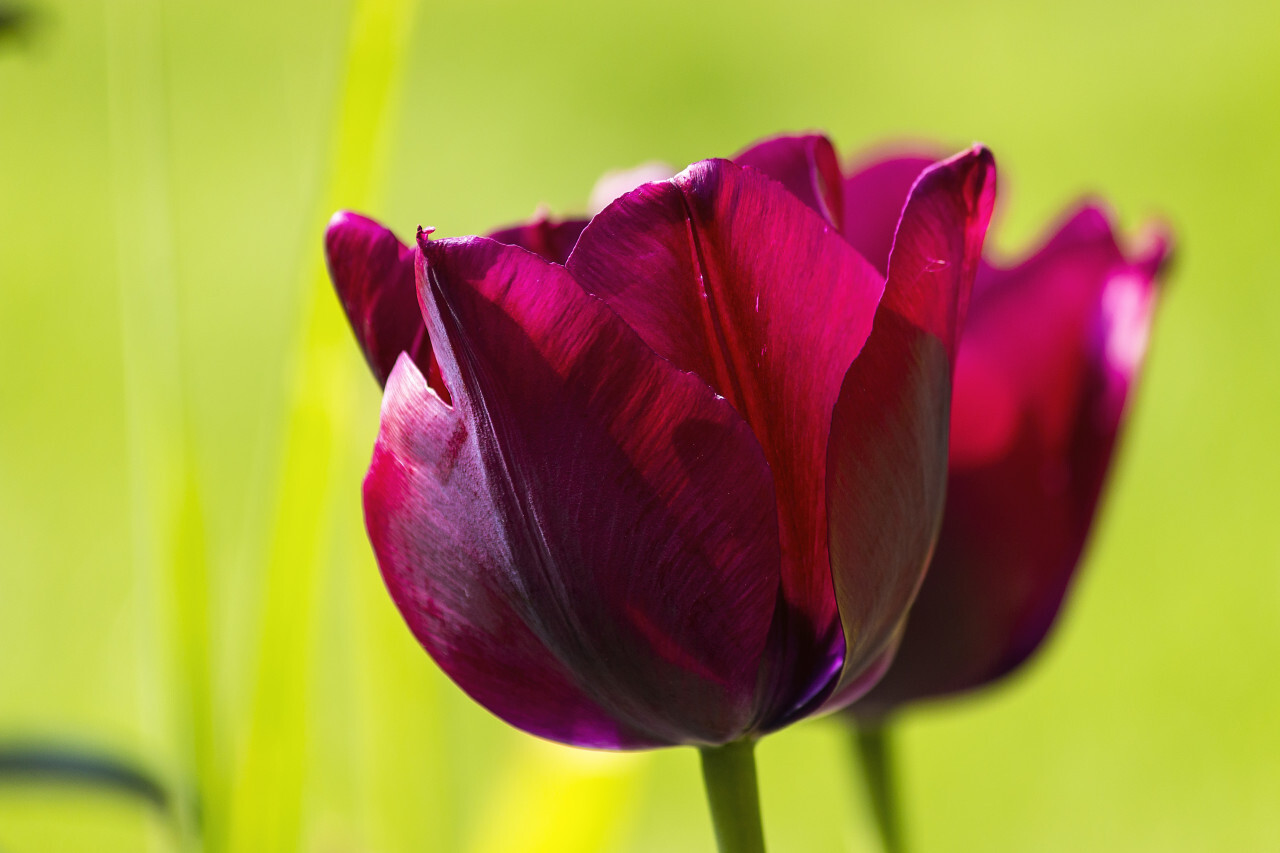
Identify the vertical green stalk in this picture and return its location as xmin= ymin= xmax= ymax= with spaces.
xmin=699 ymin=740 xmax=767 ymax=853
xmin=226 ymin=1 xmax=418 ymax=850
xmin=103 ymin=0 xmax=202 ymax=848
xmin=855 ymin=723 xmax=904 ymax=853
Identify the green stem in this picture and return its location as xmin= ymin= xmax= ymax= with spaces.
xmin=699 ymin=740 xmax=767 ymax=853
xmin=855 ymin=723 xmax=904 ymax=853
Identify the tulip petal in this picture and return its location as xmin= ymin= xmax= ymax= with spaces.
xmin=487 ymin=215 xmax=588 ymax=265
xmin=732 ymin=134 xmax=846 ymax=230
xmin=364 ymin=234 xmax=782 ymax=747
xmin=325 ymin=211 xmax=440 ymax=391
xmin=841 ymin=154 xmax=938 ymax=275
xmin=851 ymin=205 xmax=1170 ymax=716
xmin=567 ymin=159 xmax=887 ymax=721
xmin=882 ymin=146 xmax=996 ymax=361
xmin=326 ymin=210 xmax=590 ymax=391
xmin=823 ymin=146 xmax=996 ymax=705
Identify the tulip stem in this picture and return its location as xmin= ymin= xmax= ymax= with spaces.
xmin=855 ymin=723 xmax=904 ymax=853
xmin=699 ymin=739 xmax=767 ymax=853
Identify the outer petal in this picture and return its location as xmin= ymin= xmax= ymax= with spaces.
xmin=733 ymin=133 xmax=845 ymax=230
xmin=566 ymin=160 xmax=888 ymax=724
xmin=364 ymin=234 xmax=782 ymax=747
xmin=325 ymin=211 xmax=441 ymax=391
xmin=486 ymin=215 xmax=588 ymax=265
xmin=841 ymin=153 xmax=939 ymax=275
xmin=326 ymin=209 xmax=589 ymax=391
xmin=823 ymin=146 xmax=997 ymax=707
xmin=850 ymin=206 xmax=1170 ymax=717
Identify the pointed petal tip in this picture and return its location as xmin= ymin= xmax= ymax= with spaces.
xmin=880 ymin=142 xmax=998 ymax=362
xmin=325 ymin=209 xmax=381 ymax=254
xmin=1135 ymin=219 xmax=1176 ymax=280
xmin=940 ymin=143 xmax=996 ymax=188
xmin=958 ymin=142 xmax=997 ymax=187
xmin=384 ymin=350 xmax=427 ymax=399
xmin=325 ymin=208 xmax=356 ymax=234
xmin=969 ymin=141 xmax=994 ymax=160
xmin=910 ymin=143 xmax=997 ymax=226
xmin=326 ymin=208 xmax=364 ymax=230
xmin=415 ymin=225 xmax=436 ymax=249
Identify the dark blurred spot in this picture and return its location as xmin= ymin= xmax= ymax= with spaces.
xmin=0 ymin=741 xmax=173 ymax=814
xmin=0 ymin=5 xmax=40 ymax=49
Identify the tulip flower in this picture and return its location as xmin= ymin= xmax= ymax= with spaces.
xmin=830 ymin=151 xmax=1170 ymax=852
xmin=326 ymin=136 xmax=996 ymax=851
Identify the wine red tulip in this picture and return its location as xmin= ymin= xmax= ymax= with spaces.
xmin=326 ymin=137 xmax=996 ymax=747
xmin=835 ymin=152 xmax=1171 ymax=718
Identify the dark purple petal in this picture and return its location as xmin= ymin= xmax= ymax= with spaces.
xmin=567 ymin=160 xmax=888 ymax=722
xmin=324 ymin=209 xmax=588 ymax=391
xmin=487 ymin=215 xmax=588 ymax=265
xmin=824 ymin=146 xmax=997 ymax=707
xmin=364 ymin=234 xmax=783 ymax=747
xmin=841 ymin=153 xmax=939 ymax=275
xmin=732 ymin=134 xmax=846 ymax=230
xmin=325 ymin=211 xmax=443 ymax=393
xmin=851 ymin=205 xmax=1171 ymax=718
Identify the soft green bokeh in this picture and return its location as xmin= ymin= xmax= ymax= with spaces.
xmin=2 ymin=0 xmax=1277 ymax=850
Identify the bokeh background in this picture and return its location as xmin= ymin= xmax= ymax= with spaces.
xmin=2 ymin=0 xmax=1278 ymax=850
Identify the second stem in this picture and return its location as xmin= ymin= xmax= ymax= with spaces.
xmin=855 ymin=722 xmax=904 ymax=853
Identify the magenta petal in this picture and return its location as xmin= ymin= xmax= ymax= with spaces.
xmin=487 ymin=215 xmax=588 ymax=265
xmin=954 ymin=205 xmax=1139 ymax=470
xmin=325 ymin=211 xmax=439 ymax=390
xmin=841 ymin=154 xmax=939 ymax=275
xmin=732 ymin=134 xmax=846 ymax=229
xmin=364 ymin=234 xmax=783 ymax=747
xmin=567 ymin=159 xmax=887 ymax=720
xmin=824 ymin=147 xmax=997 ymax=704
xmin=851 ymin=206 xmax=1170 ymax=717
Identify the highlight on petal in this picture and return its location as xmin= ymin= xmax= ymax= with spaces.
xmin=364 ymin=233 xmax=783 ymax=747
xmin=850 ymin=204 xmax=1171 ymax=718
xmin=823 ymin=146 xmax=997 ymax=705
xmin=733 ymin=133 xmax=845 ymax=230
xmin=566 ymin=159 xmax=888 ymax=723
xmin=325 ymin=211 xmax=437 ymax=390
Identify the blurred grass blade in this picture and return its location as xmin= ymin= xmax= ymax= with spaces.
xmin=226 ymin=0 xmax=419 ymax=850
xmin=103 ymin=0 xmax=197 ymax=848
xmin=171 ymin=454 xmax=217 ymax=852
xmin=0 ymin=743 xmax=174 ymax=815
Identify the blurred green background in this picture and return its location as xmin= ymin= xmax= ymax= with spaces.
xmin=2 ymin=0 xmax=1278 ymax=850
